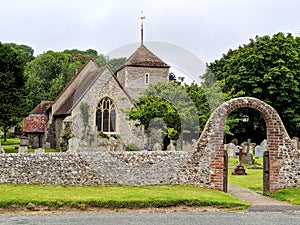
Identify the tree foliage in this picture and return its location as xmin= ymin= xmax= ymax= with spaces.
xmin=206 ymin=32 xmax=300 ymax=142
xmin=0 ymin=43 xmax=27 ymax=140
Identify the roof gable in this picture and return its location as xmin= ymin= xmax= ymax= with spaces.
xmin=51 ymin=60 xmax=98 ymax=115
xmin=54 ymin=65 xmax=108 ymax=115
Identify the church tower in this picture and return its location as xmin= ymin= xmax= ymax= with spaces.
xmin=116 ymin=13 xmax=170 ymax=99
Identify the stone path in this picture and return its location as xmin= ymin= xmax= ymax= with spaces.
xmin=228 ymin=184 xmax=300 ymax=212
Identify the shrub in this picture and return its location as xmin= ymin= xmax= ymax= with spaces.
xmin=126 ymin=143 xmax=140 ymax=151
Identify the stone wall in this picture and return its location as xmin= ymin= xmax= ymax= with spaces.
xmin=0 ymin=151 xmax=212 ymax=187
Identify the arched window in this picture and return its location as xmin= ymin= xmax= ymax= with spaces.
xmin=96 ymin=97 xmax=116 ymax=132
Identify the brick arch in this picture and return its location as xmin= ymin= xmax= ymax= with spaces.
xmin=196 ymin=97 xmax=290 ymax=192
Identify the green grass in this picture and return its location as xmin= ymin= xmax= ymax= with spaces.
xmin=271 ymin=188 xmax=300 ymax=204
xmin=2 ymin=146 xmax=59 ymax=153
xmin=0 ymin=184 xmax=249 ymax=209
xmin=1 ymin=138 xmax=59 ymax=153
xmin=228 ymin=157 xmax=263 ymax=191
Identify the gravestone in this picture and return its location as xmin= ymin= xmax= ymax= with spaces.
xmin=225 ymin=143 xmax=235 ymax=157
xmin=233 ymin=145 xmax=241 ymax=158
xmin=34 ymin=148 xmax=45 ymax=154
xmin=255 ymin=145 xmax=263 ymax=157
xmin=241 ymin=140 xmax=254 ymax=164
xmin=153 ymin=142 xmax=162 ymax=151
xmin=291 ymin=137 xmax=299 ymax=150
xmin=18 ymin=136 xmax=29 ymax=154
xmin=68 ymin=137 xmax=79 ymax=152
xmin=260 ymin=139 xmax=267 ymax=152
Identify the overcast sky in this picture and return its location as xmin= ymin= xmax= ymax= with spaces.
xmin=1 ymin=0 xmax=299 ymax=64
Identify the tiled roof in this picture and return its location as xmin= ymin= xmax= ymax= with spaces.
xmin=117 ymin=44 xmax=169 ymax=71
xmin=22 ymin=115 xmax=48 ymax=133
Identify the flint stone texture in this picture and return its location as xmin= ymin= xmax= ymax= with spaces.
xmin=0 ymin=151 xmax=212 ymax=187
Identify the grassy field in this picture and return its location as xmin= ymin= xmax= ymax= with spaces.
xmin=1 ymin=138 xmax=59 ymax=153
xmin=0 ymin=184 xmax=249 ymax=210
xmin=228 ymin=157 xmax=263 ymax=191
xmin=271 ymin=188 xmax=300 ymax=204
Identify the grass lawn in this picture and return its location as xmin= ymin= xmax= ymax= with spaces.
xmin=0 ymin=184 xmax=249 ymax=210
xmin=228 ymin=157 xmax=263 ymax=191
xmin=1 ymin=138 xmax=59 ymax=153
xmin=271 ymin=188 xmax=300 ymax=205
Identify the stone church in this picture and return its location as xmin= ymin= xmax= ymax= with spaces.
xmin=22 ymin=40 xmax=170 ymax=151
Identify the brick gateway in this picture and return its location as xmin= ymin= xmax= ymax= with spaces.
xmin=196 ymin=97 xmax=293 ymax=192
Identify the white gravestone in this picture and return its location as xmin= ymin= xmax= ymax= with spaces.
xmin=225 ymin=143 xmax=235 ymax=157
xmin=68 ymin=137 xmax=79 ymax=152
xmin=255 ymin=145 xmax=263 ymax=157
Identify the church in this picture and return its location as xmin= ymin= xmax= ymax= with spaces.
xmin=22 ymin=21 xmax=171 ymax=151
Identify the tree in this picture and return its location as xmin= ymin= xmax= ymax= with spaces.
xmin=128 ymin=81 xmax=201 ymax=149
xmin=0 ymin=43 xmax=27 ymax=140
xmin=206 ymin=32 xmax=300 ymax=142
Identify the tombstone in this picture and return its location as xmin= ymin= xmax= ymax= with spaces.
xmin=68 ymin=137 xmax=79 ymax=152
xmin=255 ymin=145 xmax=263 ymax=157
xmin=291 ymin=137 xmax=299 ymax=150
xmin=153 ymin=142 xmax=162 ymax=151
xmin=167 ymin=140 xmax=176 ymax=151
xmin=260 ymin=139 xmax=267 ymax=152
xmin=233 ymin=145 xmax=241 ymax=158
xmin=225 ymin=143 xmax=235 ymax=157
xmin=18 ymin=136 xmax=29 ymax=154
xmin=44 ymin=142 xmax=51 ymax=149
xmin=182 ymin=141 xmax=193 ymax=152
xmin=0 ymin=148 xmax=4 ymax=154
xmin=241 ymin=140 xmax=254 ymax=164
xmin=34 ymin=148 xmax=45 ymax=154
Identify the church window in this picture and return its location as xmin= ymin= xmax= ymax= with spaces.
xmin=96 ymin=97 xmax=116 ymax=132
xmin=145 ymin=73 xmax=149 ymax=84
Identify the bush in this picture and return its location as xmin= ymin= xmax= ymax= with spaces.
xmin=126 ymin=143 xmax=140 ymax=151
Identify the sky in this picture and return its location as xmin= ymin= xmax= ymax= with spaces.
xmin=1 ymin=0 xmax=300 ymax=66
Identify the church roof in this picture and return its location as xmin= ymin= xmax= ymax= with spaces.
xmin=54 ymin=65 xmax=107 ymax=116
xmin=31 ymin=100 xmax=53 ymax=114
xmin=117 ymin=44 xmax=169 ymax=71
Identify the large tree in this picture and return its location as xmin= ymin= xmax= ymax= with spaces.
xmin=0 ymin=43 xmax=27 ymax=140
xmin=205 ymin=32 xmax=300 ymax=142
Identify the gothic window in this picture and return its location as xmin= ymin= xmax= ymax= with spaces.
xmin=96 ymin=97 xmax=116 ymax=132
xmin=145 ymin=73 xmax=149 ymax=84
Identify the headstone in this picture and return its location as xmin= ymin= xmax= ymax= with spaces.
xmin=153 ymin=142 xmax=162 ymax=151
xmin=182 ymin=141 xmax=193 ymax=152
xmin=233 ymin=145 xmax=241 ymax=158
xmin=292 ymin=137 xmax=299 ymax=150
xmin=255 ymin=145 xmax=263 ymax=157
xmin=18 ymin=146 xmax=28 ymax=154
xmin=44 ymin=142 xmax=51 ymax=149
xmin=261 ymin=139 xmax=267 ymax=152
xmin=0 ymin=148 xmax=4 ymax=154
xmin=34 ymin=148 xmax=45 ymax=154
xmin=68 ymin=137 xmax=79 ymax=152
xmin=225 ymin=143 xmax=235 ymax=157
xmin=167 ymin=140 xmax=176 ymax=151
xmin=19 ymin=136 xmax=29 ymax=154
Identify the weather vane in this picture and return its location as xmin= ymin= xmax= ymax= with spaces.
xmin=140 ymin=11 xmax=146 ymax=45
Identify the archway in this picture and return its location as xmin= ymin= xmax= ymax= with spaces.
xmin=196 ymin=97 xmax=290 ymax=192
